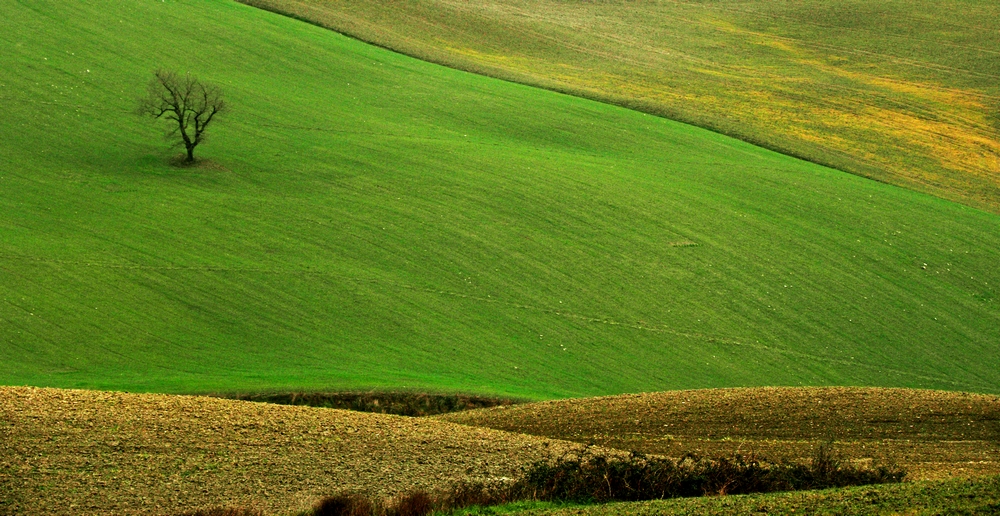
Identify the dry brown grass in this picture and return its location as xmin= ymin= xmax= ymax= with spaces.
xmin=0 ymin=386 xmax=587 ymax=515
xmin=439 ymin=387 xmax=1000 ymax=481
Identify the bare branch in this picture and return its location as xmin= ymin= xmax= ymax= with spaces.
xmin=136 ymin=69 xmax=227 ymax=163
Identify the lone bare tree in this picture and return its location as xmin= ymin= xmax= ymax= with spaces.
xmin=138 ymin=69 xmax=227 ymax=163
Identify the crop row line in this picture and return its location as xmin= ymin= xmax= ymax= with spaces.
xmin=375 ymin=281 xmax=973 ymax=389
xmin=251 ymin=121 xmax=506 ymax=147
xmin=3 ymin=254 xmax=969 ymax=389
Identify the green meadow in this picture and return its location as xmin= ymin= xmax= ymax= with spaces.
xmin=242 ymin=0 xmax=1000 ymax=212
xmin=2 ymin=0 xmax=999 ymax=399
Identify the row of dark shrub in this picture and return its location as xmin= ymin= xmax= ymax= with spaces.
xmin=216 ymin=391 xmax=522 ymax=417
xmin=183 ymin=446 xmax=904 ymax=516
xmin=325 ymin=446 xmax=904 ymax=515
xmin=512 ymin=446 xmax=904 ymax=503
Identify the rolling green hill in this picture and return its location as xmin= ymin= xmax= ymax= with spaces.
xmin=1 ymin=0 xmax=999 ymax=399
xmin=239 ymin=0 xmax=1000 ymax=213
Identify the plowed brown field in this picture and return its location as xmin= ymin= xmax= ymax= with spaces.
xmin=0 ymin=387 xmax=587 ymax=516
xmin=5 ymin=387 xmax=998 ymax=515
xmin=441 ymin=387 xmax=1000 ymax=481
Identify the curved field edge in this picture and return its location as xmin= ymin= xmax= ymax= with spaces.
xmin=481 ymin=475 xmax=1000 ymax=516
xmin=236 ymin=0 xmax=1000 ymax=213
xmin=2 ymin=0 xmax=1000 ymax=398
xmin=2 ymin=386 xmax=991 ymax=516
xmin=440 ymin=387 xmax=1000 ymax=480
xmin=211 ymin=390 xmax=526 ymax=416
xmin=0 ymin=386 xmax=589 ymax=515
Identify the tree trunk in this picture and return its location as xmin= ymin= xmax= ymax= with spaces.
xmin=185 ymin=145 xmax=195 ymax=163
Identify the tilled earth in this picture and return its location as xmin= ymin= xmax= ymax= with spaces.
xmin=440 ymin=387 xmax=1000 ymax=481
xmin=0 ymin=386 xmax=586 ymax=516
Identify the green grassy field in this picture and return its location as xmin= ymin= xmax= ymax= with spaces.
xmin=239 ymin=0 xmax=1000 ymax=213
xmin=2 ymin=0 xmax=1000 ymax=399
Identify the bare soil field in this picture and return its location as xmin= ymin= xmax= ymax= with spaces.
xmin=0 ymin=387 xmax=586 ymax=516
xmin=507 ymin=475 xmax=1000 ymax=515
xmin=4 ymin=387 xmax=997 ymax=515
xmin=440 ymin=387 xmax=1000 ymax=481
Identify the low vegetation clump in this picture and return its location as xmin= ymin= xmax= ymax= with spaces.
xmin=440 ymin=387 xmax=1000 ymax=480
xmin=511 ymin=447 xmax=904 ymax=503
xmin=180 ymin=508 xmax=265 ymax=516
xmin=219 ymin=391 xmax=522 ymax=416
xmin=304 ymin=446 xmax=904 ymax=515
xmin=312 ymin=494 xmax=376 ymax=516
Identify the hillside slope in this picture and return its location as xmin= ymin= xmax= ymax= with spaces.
xmin=239 ymin=0 xmax=1000 ymax=212
xmin=1 ymin=0 xmax=999 ymax=398
xmin=441 ymin=388 xmax=1000 ymax=480
xmin=0 ymin=386 xmax=586 ymax=515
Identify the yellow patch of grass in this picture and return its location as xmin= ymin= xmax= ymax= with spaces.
xmin=237 ymin=0 xmax=1000 ymax=212
xmin=867 ymin=77 xmax=988 ymax=110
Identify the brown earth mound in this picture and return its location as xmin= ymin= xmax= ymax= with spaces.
xmin=0 ymin=386 xmax=586 ymax=516
xmin=439 ymin=387 xmax=1000 ymax=481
